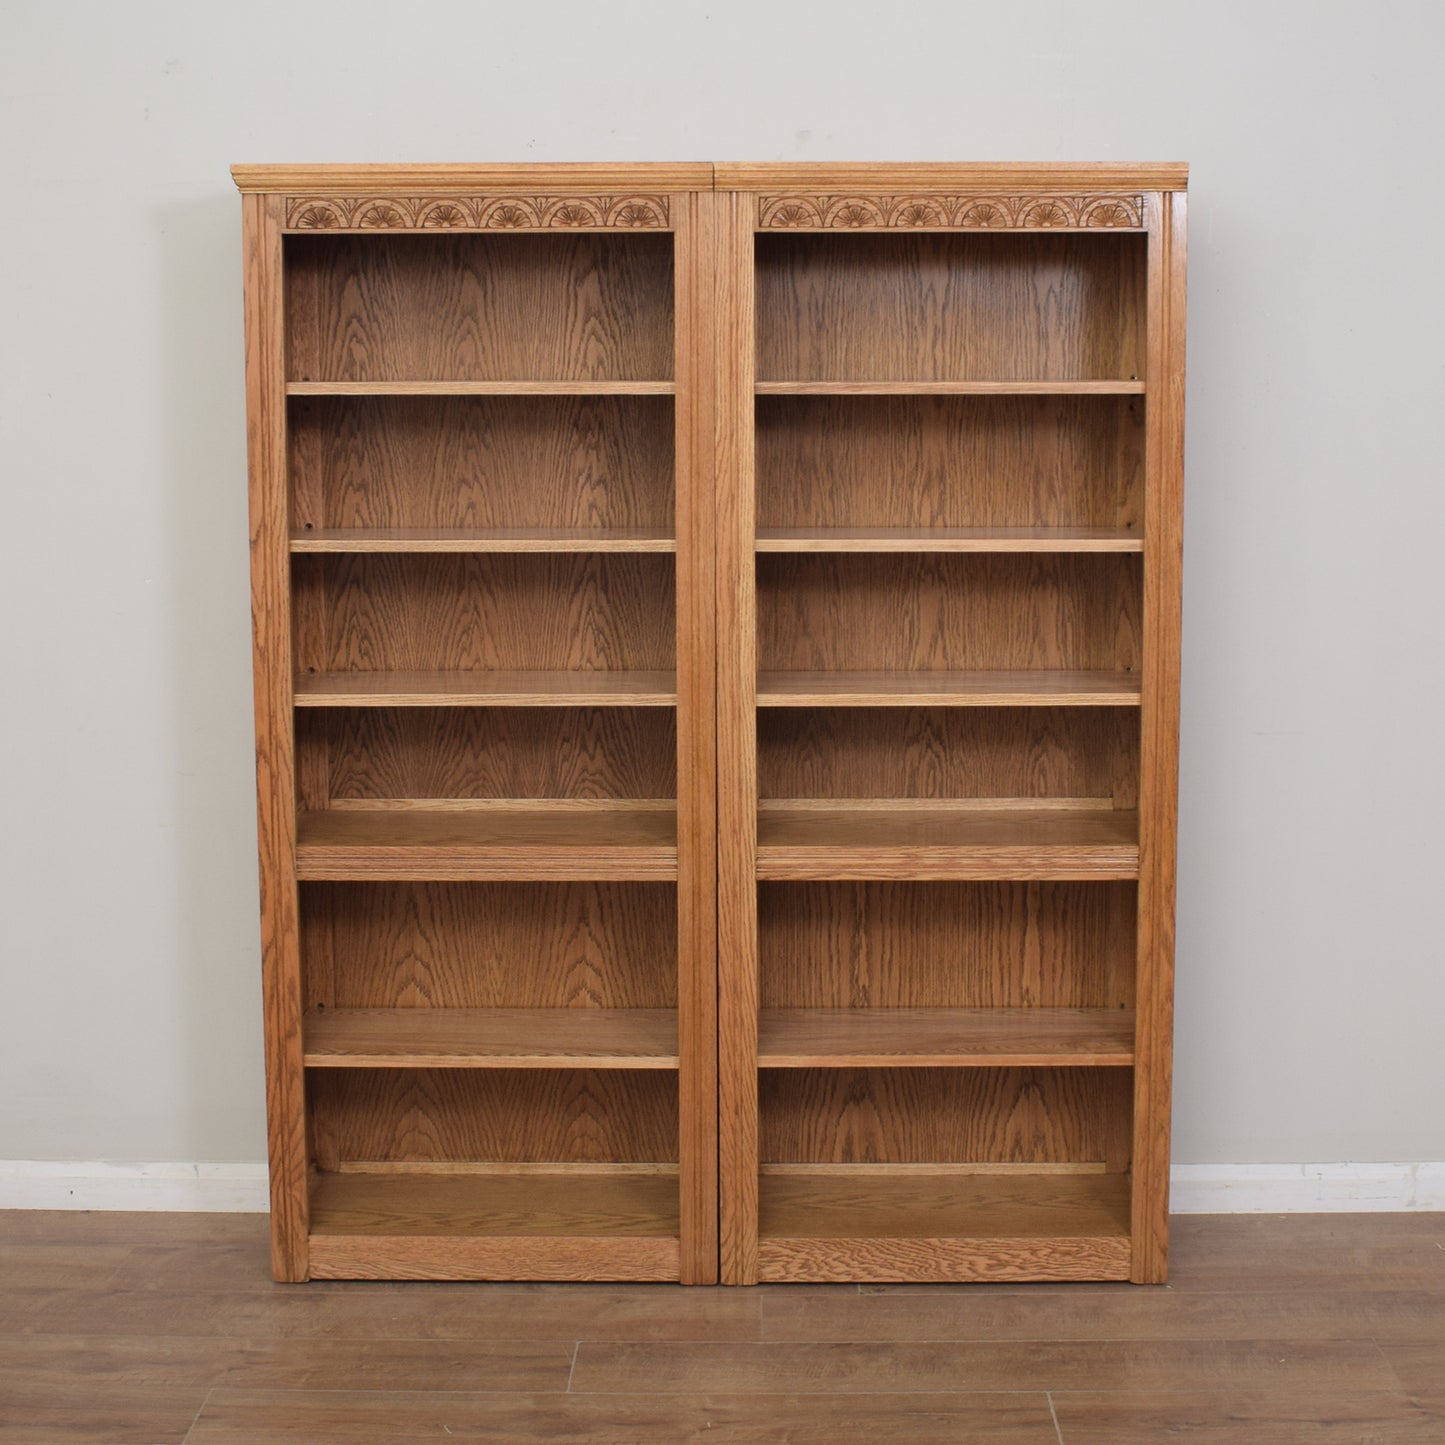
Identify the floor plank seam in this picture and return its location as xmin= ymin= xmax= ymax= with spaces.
xmin=1046 ymin=1390 xmax=1065 ymax=1445
xmin=179 ymin=1383 xmax=215 ymax=1445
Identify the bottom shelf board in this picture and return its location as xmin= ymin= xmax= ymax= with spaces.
xmin=757 ymin=1169 xmax=1131 ymax=1283
xmin=308 ymin=1168 xmax=681 ymax=1281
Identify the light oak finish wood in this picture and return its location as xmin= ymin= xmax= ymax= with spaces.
xmin=757 ymin=1008 xmax=1134 ymax=1067
xmin=240 ymin=161 xmax=1183 ymax=1286
xmin=715 ymin=190 xmax=762 ymax=1284
xmin=288 ymin=394 xmax=673 ymax=535
xmin=756 ymin=805 xmax=1139 ymax=881
xmin=757 ymin=670 xmax=1140 ymax=707
xmin=291 ymin=528 xmax=676 ymax=553
xmin=756 ymin=234 xmax=1145 ymax=383
xmin=757 ymin=1170 xmax=1131 ymax=1282
xmin=303 ymin=1007 xmax=679 ymax=1068
xmin=285 ymin=234 xmax=674 ymax=384
xmin=757 ymin=527 xmax=1142 ymax=552
xmin=715 ymin=161 xmax=1189 ymax=191
xmin=294 ymin=669 xmax=677 ymax=707
xmin=242 ymin=192 xmax=310 ymax=1282
xmin=232 ymin=162 xmax=714 ymax=193
xmin=715 ymin=165 xmax=1184 ymax=1285
xmin=285 ymin=380 xmax=677 ymax=395
xmin=755 ymin=380 xmax=1144 ymax=395
xmin=295 ymin=805 xmax=679 ymax=881
xmin=759 ymin=880 xmax=1136 ymax=1010
xmin=299 ymin=881 xmax=678 ymax=1010
xmin=1132 ymin=190 xmax=1188 ymax=1284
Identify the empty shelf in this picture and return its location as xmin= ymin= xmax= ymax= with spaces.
xmin=286 ymin=380 xmax=675 ymax=396
xmin=756 ymin=527 xmax=1142 ymax=554
xmin=758 ymin=1008 xmax=1135 ymax=1068
xmin=296 ymin=805 xmax=678 ymax=881
xmin=756 ymin=670 xmax=1141 ymax=707
xmin=304 ymin=1007 xmax=679 ymax=1069
xmin=756 ymin=804 xmax=1139 ymax=880
xmin=309 ymin=1168 xmax=680 ymax=1281
xmin=291 ymin=528 xmax=677 ymax=554
xmin=754 ymin=380 xmax=1145 ymax=396
xmin=294 ymin=670 xmax=677 ymax=707
xmin=757 ymin=1169 xmax=1131 ymax=1282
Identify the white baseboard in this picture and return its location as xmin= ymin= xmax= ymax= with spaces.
xmin=0 ymin=1161 xmax=270 ymax=1212
xmin=1168 ymin=1162 xmax=1445 ymax=1213
xmin=2 ymin=1160 xmax=1442 ymax=1214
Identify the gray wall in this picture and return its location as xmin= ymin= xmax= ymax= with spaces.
xmin=2 ymin=0 xmax=1441 ymax=1166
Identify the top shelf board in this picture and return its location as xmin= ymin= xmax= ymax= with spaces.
xmin=756 ymin=528 xmax=1141 ymax=554
xmin=291 ymin=529 xmax=677 ymax=554
xmin=286 ymin=381 xmax=676 ymax=397
xmin=754 ymin=381 xmax=1144 ymax=396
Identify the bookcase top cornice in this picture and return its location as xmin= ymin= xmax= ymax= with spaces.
xmin=715 ymin=162 xmax=1188 ymax=191
xmin=231 ymin=162 xmax=1188 ymax=195
xmin=230 ymin=162 xmax=714 ymax=194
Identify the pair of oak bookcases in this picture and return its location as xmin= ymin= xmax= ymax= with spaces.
xmin=233 ymin=161 xmax=1186 ymax=1286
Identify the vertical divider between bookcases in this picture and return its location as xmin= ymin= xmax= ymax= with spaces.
xmin=675 ymin=188 xmax=721 ymax=1283
xmin=716 ymin=190 xmax=761 ymax=1285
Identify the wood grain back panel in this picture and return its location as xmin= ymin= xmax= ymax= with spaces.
xmin=294 ymin=555 xmax=675 ymax=673
xmin=289 ymin=395 xmax=674 ymax=532
xmin=758 ymin=881 xmax=1136 ymax=1008
xmin=756 ymin=234 xmax=1145 ymax=382
xmin=756 ymin=554 xmax=1140 ymax=673
xmin=309 ymin=1068 xmax=678 ymax=1165
xmin=759 ymin=1066 xmax=1132 ymax=1166
xmin=300 ymin=707 xmax=676 ymax=802
xmin=757 ymin=707 xmax=1139 ymax=807
xmin=301 ymin=881 xmax=678 ymax=1011
xmin=286 ymin=234 xmax=675 ymax=382
xmin=756 ymin=395 xmax=1142 ymax=531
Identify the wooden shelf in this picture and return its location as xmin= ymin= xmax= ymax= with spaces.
xmin=758 ymin=1008 xmax=1135 ymax=1068
xmin=309 ymin=1168 xmax=680 ymax=1281
xmin=756 ymin=804 xmax=1139 ymax=880
xmin=304 ymin=1008 xmax=679 ymax=1069
xmin=286 ymin=381 xmax=676 ymax=396
xmin=756 ymin=527 xmax=1142 ymax=554
xmin=756 ymin=1169 xmax=1131 ymax=1282
xmin=294 ymin=670 xmax=677 ymax=708
xmin=754 ymin=381 xmax=1144 ymax=396
xmin=291 ymin=528 xmax=677 ymax=554
xmin=296 ymin=805 xmax=678 ymax=881
xmin=756 ymin=670 xmax=1141 ymax=708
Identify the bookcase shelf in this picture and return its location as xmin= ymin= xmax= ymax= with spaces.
xmin=754 ymin=380 xmax=1143 ymax=396
xmin=755 ymin=804 xmax=1140 ymax=881
xmin=756 ymin=1169 xmax=1131 ymax=1283
xmin=291 ymin=528 xmax=676 ymax=554
xmin=287 ymin=381 xmax=677 ymax=396
xmin=756 ymin=670 xmax=1141 ymax=708
xmin=756 ymin=527 xmax=1141 ymax=554
xmin=757 ymin=1008 xmax=1135 ymax=1068
xmin=304 ymin=1007 xmax=679 ymax=1069
xmin=296 ymin=805 xmax=679 ymax=881
xmin=294 ymin=670 xmax=678 ymax=708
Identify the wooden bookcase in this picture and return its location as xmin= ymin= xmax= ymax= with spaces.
xmin=235 ymin=162 xmax=1185 ymax=1285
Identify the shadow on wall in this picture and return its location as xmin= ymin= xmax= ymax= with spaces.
xmin=155 ymin=191 xmax=268 ymax=1163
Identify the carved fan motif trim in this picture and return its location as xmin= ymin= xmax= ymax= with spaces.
xmin=757 ymin=194 xmax=1144 ymax=230
xmin=285 ymin=194 xmax=671 ymax=230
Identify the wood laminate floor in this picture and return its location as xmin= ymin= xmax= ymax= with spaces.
xmin=0 ymin=1211 xmax=1442 ymax=1442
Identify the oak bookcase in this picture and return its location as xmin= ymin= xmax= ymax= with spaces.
xmin=234 ymin=162 xmax=1186 ymax=1285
